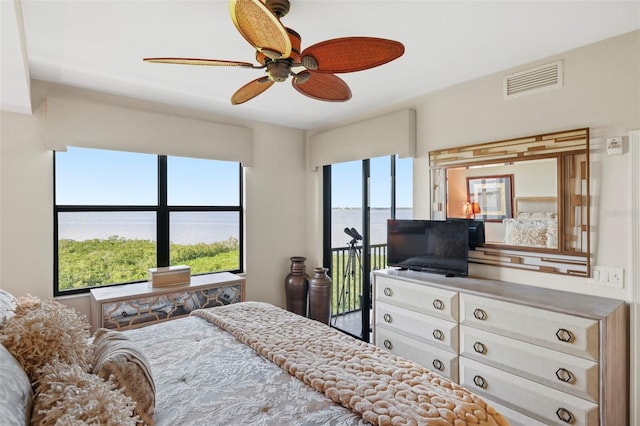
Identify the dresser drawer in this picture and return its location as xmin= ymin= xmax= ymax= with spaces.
xmin=376 ymin=325 xmax=458 ymax=382
xmin=376 ymin=301 xmax=458 ymax=352
xmin=460 ymin=293 xmax=599 ymax=360
xmin=460 ymin=357 xmax=598 ymax=426
xmin=481 ymin=396 xmax=548 ymax=426
xmin=460 ymin=325 xmax=599 ymax=402
xmin=375 ymin=276 xmax=458 ymax=321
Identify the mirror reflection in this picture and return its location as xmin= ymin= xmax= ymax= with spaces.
xmin=429 ymin=128 xmax=589 ymax=277
xmin=447 ymin=158 xmax=558 ymax=249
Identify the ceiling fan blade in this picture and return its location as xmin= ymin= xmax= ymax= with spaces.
xmin=231 ymin=76 xmax=275 ymax=105
xmin=292 ymin=71 xmax=352 ymax=102
xmin=143 ymin=57 xmax=259 ymax=68
xmin=229 ymin=0 xmax=291 ymax=60
xmin=300 ymin=37 xmax=404 ymax=73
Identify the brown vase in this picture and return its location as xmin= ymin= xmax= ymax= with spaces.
xmin=308 ymin=267 xmax=332 ymax=324
xmin=285 ymin=256 xmax=309 ymax=317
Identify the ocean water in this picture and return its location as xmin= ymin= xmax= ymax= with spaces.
xmin=331 ymin=208 xmax=413 ymax=247
xmin=58 ymin=209 xmax=413 ymax=247
xmin=57 ymin=211 xmax=240 ymax=245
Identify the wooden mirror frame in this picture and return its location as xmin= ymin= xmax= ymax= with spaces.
xmin=429 ymin=128 xmax=590 ymax=277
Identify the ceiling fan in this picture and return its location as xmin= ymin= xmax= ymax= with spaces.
xmin=143 ymin=0 xmax=405 ymax=105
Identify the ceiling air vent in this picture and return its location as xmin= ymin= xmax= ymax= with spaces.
xmin=503 ymin=60 xmax=563 ymax=99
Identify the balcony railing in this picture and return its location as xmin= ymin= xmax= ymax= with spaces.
xmin=330 ymin=243 xmax=387 ymax=318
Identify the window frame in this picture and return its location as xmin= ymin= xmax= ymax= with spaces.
xmin=53 ymin=152 xmax=244 ymax=296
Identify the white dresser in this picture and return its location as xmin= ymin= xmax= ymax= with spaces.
xmin=372 ymin=269 xmax=628 ymax=426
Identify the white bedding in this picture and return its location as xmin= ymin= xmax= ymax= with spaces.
xmin=123 ymin=315 xmax=366 ymax=425
xmin=503 ymin=196 xmax=558 ymax=248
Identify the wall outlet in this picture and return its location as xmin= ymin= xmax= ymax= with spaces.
xmin=590 ymin=266 xmax=624 ymax=288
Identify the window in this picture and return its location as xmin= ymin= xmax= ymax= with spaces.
xmin=54 ymin=147 xmax=243 ymax=295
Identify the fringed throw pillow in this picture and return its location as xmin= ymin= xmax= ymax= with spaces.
xmin=0 ymin=296 xmax=92 ymax=381
xmin=93 ymin=328 xmax=156 ymax=425
xmin=31 ymin=360 xmax=139 ymax=425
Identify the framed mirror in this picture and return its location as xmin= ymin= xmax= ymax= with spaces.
xmin=430 ymin=128 xmax=590 ymax=277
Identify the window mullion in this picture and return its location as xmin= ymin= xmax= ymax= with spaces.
xmin=157 ymin=156 xmax=169 ymax=267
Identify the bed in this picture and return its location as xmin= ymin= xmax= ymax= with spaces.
xmin=502 ymin=196 xmax=558 ymax=248
xmin=0 ymin=289 xmax=508 ymax=425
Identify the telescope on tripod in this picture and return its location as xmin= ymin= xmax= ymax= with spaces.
xmin=332 ymin=227 xmax=363 ymax=325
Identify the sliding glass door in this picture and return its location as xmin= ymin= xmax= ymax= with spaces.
xmin=325 ymin=155 xmax=412 ymax=341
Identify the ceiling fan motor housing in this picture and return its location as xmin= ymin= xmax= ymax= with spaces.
xmin=265 ymin=0 xmax=290 ymax=17
xmin=266 ymin=61 xmax=291 ymax=82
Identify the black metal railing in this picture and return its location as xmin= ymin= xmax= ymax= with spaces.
xmin=331 ymin=243 xmax=386 ymax=317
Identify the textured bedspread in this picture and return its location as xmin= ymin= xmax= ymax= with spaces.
xmin=123 ymin=315 xmax=366 ymax=425
xmin=193 ymin=302 xmax=509 ymax=426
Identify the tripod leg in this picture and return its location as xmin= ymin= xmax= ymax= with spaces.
xmin=332 ymin=246 xmax=355 ymax=325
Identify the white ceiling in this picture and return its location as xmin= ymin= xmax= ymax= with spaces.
xmin=2 ymin=1 xmax=639 ymax=130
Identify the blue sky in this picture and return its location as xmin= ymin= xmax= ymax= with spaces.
xmin=56 ymin=147 xmax=411 ymax=208
xmin=55 ymin=147 xmax=239 ymax=205
xmin=331 ymin=156 xmax=413 ymax=208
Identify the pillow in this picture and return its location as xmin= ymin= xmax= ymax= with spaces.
xmin=31 ymin=359 xmax=139 ymax=425
xmin=93 ymin=328 xmax=156 ymax=425
xmin=503 ymin=219 xmax=550 ymax=247
xmin=0 ymin=297 xmax=92 ymax=381
xmin=0 ymin=344 xmax=33 ymax=425
xmin=0 ymin=289 xmax=17 ymax=328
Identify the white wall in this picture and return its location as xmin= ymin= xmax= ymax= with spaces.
xmin=244 ymin=122 xmax=308 ymax=305
xmin=0 ymin=106 xmax=52 ymax=299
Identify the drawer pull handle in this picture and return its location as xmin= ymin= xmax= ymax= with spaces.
xmin=473 ymin=308 xmax=487 ymax=320
xmin=432 ymin=299 xmax=444 ymax=310
xmin=555 ymin=328 xmax=574 ymax=343
xmin=556 ymin=407 xmax=574 ymax=423
xmin=383 ymin=339 xmax=393 ymax=350
xmin=432 ymin=329 xmax=445 ymax=340
xmin=383 ymin=287 xmax=393 ymax=297
xmin=555 ymin=368 xmax=574 ymax=383
xmin=383 ymin=313 xmax=393 ymax=323
xmin=432 ymin=359 xmax=444 ymax=371
xmin=473 ymin=375 xmax=487 ymax=389
xmin=473 ymin=341 xmax=487 ymax=354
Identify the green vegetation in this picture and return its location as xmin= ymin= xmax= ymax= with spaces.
xmin=58 ymin=236 xmax=239 ymax=291
xmin=330 ymin=249 xmax=386 ymax=314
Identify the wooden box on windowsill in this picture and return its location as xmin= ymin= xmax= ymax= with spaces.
xmin=148 ymin=265 xmax=191 ymax=287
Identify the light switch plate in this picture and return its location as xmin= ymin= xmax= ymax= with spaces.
xmin=590 ymin=266 xmax=624 ymax=288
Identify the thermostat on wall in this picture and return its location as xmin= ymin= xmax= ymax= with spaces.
xmin=606 ymin=137 xmax=623 ymax=155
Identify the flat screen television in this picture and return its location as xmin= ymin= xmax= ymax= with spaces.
xmin=387 ymin=219 xmax=469 ymax=277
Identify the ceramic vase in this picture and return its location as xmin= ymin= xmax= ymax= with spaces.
xmin=284 ymin=256 xmax=309 ymax=317
xmin=308 ymin=267 xmax=332 ymax=324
